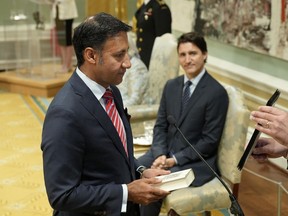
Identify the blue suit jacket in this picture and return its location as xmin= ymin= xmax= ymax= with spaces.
xmin=138 ymin=72 xmax=229 ymax=186
xmin=41 ymin=72 xmax=140 ymax=216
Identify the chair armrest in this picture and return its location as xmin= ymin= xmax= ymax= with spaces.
xmin=127 ymin=104 xmax=159 ymax=123
xmin=126 ymin=104 xmax=159 ymax=136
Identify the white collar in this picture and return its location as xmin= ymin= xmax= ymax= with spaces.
xmin=184 ymin=68 xmax=206 ymax=86
xmin=76 ymin=67 xmax=107 ymax=101
xmin=144 ymin=0 xmax=151 ymax=5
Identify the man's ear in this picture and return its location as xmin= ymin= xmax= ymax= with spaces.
xmin=203 ymin=52 xmax=208 ymax=62
xmin=84 ymin=47 xmax=97 ymax=64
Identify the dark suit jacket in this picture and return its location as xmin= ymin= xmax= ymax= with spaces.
xmin=138 ymin=72 xmax=229 ymax=187
xmin=135 ymin=0 xmax=172 ymax=68
xmin=41 ymin=72 xmax=140 ymax=216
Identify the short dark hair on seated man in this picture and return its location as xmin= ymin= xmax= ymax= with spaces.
xmin=72 ymin=12 xmax=132 ymax=66
xmin=177 ymin=32 xmax=208 ymax=60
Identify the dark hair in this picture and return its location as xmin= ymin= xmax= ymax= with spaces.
xmin=177 ymin=32 xmax=207 ymax=54
xmin=72 ymin=12 xmax=132 ymax=66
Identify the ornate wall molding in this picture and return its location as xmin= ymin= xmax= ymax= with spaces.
xmin=206 ymin=56 xmax=288 ymax=115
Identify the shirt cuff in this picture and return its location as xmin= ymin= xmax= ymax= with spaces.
xmin=121 ymin=184 xmax=128 ymax=212
xmin=169 ymin=152 xmax=178 ymax=165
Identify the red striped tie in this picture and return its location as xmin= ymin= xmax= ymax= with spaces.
xmin=103 ymin=89 xmax=128 ymax=155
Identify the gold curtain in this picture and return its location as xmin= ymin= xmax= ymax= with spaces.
xmin=132 ymin=0 xmax=144 ymax=31
xmin=137 ymin=0 xmax=144 ymax=8
xmin=86 ymin=0 xmax=127 ymax=23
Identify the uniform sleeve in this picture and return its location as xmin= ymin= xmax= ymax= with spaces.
xmin=153 ymin=4 xmax=172 ymax=36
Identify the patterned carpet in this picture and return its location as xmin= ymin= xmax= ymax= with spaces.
xmin=0 ymin=91 xmax=230 ymax=216
xmin=0 ymin=92 xmax=52 ymax=216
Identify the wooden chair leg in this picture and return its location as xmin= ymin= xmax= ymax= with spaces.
xmin=167 ymin=209 xmax=180 ymax=216
xmin=232 ymin=183 xmax=240 ymax=198
xmin=168 ymin=209 xmax=212 ymax=216
xmin=204 ymin=211 xmax=211 ymax=216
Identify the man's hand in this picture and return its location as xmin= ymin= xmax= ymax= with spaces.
xmin=127 ymin=178 xmax=170 ymax=205
xmin=151 ymin=155 xmax=176 ymax=169
xmin=151 ymin=155 xmax=167 ymax=169
xmin=164 ymin=158 xmax=176 ymax=168
xmin=252 ymin=137 xmax=288 ymax=162
xmin=142 ymin=168 xmax=171 ymax=179
xmin=251 ymin=106 xmax=288 ymax=147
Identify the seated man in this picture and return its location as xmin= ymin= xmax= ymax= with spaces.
xmin=138 ymin=32 xmax=229 ymax=216
xmin=118 ymin=33 xmax=149 ymax=106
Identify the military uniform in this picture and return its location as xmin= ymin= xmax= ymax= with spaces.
xmin=134 ymin=0 xmax=172 ymax=68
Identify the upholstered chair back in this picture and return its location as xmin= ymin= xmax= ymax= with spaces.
xmin=162 ymin=85 xmax=249 ymax=215
xmin=142 ymin=33 xmax=179 ymax=105
xmin=218 ymin=85 xmax=249 ymax=184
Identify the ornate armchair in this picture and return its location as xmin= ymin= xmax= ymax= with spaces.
xmin=129 ymin=33 xmax=179 ymax=140
xmin=142 ymin=33 xmax=179 ymax=105
xmin=162 ymin=85 xmax=250 ymax=215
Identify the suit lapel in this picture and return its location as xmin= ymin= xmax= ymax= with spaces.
xmin=178 ymin=72 xmax=209 ymax=126
xmin=69 ymin=73 xmax=130 ymax=161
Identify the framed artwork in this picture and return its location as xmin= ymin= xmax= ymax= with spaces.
xmin=172 ymin=0 xmax=288 ymax=61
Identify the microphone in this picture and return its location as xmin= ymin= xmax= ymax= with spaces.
xmin=167 ymin=115 xmax=244 ymax=216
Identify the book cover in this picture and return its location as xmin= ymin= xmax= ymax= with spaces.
xmin=154 ymin=168 xmax=194 ymax=191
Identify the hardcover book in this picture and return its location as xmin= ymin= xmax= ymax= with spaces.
xmin=154 ymin=168 xmax=194 ymax=191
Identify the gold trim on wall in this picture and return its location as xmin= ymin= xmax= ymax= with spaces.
xmin=86 ymin=0 xmax=127 ymax=23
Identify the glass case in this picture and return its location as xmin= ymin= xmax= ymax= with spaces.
xmin=2 ymin=2 xmax=60 ymax=79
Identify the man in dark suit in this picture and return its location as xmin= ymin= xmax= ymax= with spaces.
xmin=137 ymin=32 xmax=229 ymax=216
xmin=134 ymin=0 xmax=172 ymax=68
xmin=41 ymin=12 xmax=170 ymax=216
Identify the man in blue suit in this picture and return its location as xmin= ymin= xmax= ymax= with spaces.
xmin=41 ymin=12 xmax=170 ymax=216
xmin=138 ymin=32 xmax=229 ymax=216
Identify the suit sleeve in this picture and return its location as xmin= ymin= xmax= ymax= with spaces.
xmin=41 ymin=106 xmax=123 ymax=214
xmin=153 ymin=5 xmax=172 ymax=36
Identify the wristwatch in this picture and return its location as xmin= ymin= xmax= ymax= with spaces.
xmin=136 ymin=165 xmax=147 ymax=176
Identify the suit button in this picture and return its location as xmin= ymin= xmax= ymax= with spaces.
xmin=139 ymin=28 xmax=143 ymax=32
xmin=139 ymin=38 xmax=143 ymax=42
xmin=138 ymin=48 xmax=142 ymax=52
